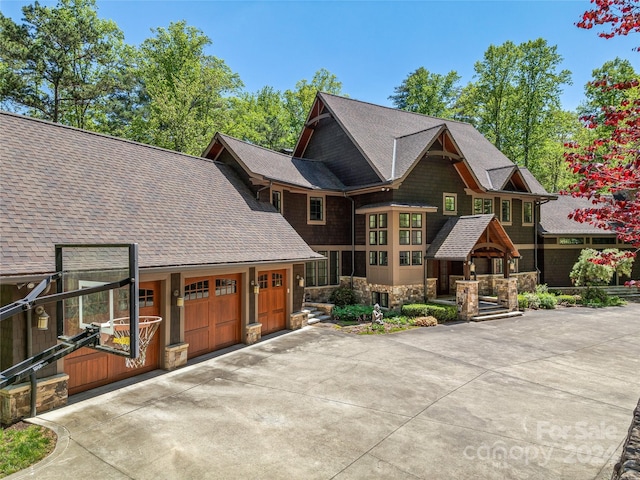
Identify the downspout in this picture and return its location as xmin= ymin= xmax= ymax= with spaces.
xmin=345 ymin=192 xmax=355 ymax=288
xmin=534 ymin=199 xmax=551 ymax=284
xmin=390 ymin=138 xmax=397 ymax=181
xmin=27 ymin=309 xmax=37 ymax=417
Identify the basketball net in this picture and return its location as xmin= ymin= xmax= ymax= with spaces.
xmin=110 ymin=316 xmax=162 ymax=368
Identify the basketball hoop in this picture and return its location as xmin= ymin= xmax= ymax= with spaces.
xmin=108 ymin=316 xmax=162 ymax=368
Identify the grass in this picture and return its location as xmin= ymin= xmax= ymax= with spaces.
xmin=0 ymin=422 xmax=56 ymax=477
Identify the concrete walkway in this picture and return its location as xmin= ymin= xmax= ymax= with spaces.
xmin=10 ymin=304 xmax=640 ymax=480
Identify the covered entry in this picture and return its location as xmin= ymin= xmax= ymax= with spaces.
xmin=184 ymin=274 xmax=241 ymax=359
xmin=66 ymin=281 xmax=162 ymax=395
xmin=258 ymin=269 xmax=287 ymax=335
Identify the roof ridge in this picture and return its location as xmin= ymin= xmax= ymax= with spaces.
xmin=0 ymin=110 xmax=222 ymax=166
xmin=217 ymin=132 xmax=294 ymax=160
xmin=318 ymin=92 xmax=474 ymax=126
xmin=394 ymin=124 xmax=446 ymax=140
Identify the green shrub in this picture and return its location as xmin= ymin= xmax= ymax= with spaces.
xmin=329 ymin=287 xmax=357 ymax=307
xmin=518 ymin=294 xmax=529 ymax=310
xmin=538 ymin=293 xmax=557 ymax=309
xmin=401 ymin=303 xmax=457 ymax=323
xmin=332 ymin=304 xmax=373 ymax=323
xmin=556 ymin=294 xmax=578 ymax=306
xmin=581 ymin=286 xmax=609 ymax=305
xmin=524 ymin=292 xmax=540 ymax=309
xmin=535 ymin=284 xmax=549 ymax=294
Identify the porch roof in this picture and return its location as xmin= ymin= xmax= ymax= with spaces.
xmin=426 ymin=214 xmax=520 ymax=261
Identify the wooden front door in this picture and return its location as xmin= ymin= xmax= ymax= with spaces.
xmin=184 ymin=274 xmax=241 ymax=359
xmin=258 ymin=270 xmax=287 ymax=335
xmin=66 ymin=281 xmax=162 ymax=395
xmin=437 ymin=261 xmax=451 ymax=296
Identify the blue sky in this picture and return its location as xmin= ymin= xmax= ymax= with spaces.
xmin=1 ymin=0 xmax=637 ymax=111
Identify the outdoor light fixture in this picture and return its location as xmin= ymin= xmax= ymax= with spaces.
xmin=509 ymin=259 xmax=516 ymax=272
xmin=250 ymin=280 xmax=260 ymax=294
xmin=173 ymin=289 xmax=184 ymax=307
xmin=35 ymin=306 xmax=49 ymax=330
xmin=296 ymin=275 xmax=305 ymax=287
xmin=469 ymin=261 xmax=476 ymax=274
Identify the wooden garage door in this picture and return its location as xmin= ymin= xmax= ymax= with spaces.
xmin=184 ymin=274 xmax=241 ymax=359
xmin=258 ymin=270 xmax=287 ymax=335
xmin=66 ymin=281 xmax=162 ymax=395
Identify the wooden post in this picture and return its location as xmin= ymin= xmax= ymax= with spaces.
xmin=504 ymin=252 xmax=510 ymax=278
xmin=464 ymin=255 xmax=471 ymax=280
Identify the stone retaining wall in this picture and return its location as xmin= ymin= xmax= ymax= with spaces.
xmin=1 ymin=374 xmax=68 ymax=425
xmin=611 ymin=399 xmax=640 ymax=480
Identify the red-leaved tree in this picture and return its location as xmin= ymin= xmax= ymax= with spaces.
xmin=565 ymin=0 xmax=640 ymax=283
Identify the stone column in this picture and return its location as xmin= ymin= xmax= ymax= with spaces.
xmin=456 ymin=280 xmax=479 ymax=321
xmin=495 ymin=277 xmax=518 ymax=312
xmin=425 ymin=278 xmax=438 ymax=300
xmin=245 ymin=323 xmax=262 ymax=345
xmin=287 ymin=311 xmax=308 ymax=330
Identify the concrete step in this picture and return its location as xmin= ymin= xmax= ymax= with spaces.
xmin=471 ymin=311 xmax=523 ymax=322
xmin=302 ymin=308 xmax=332 ymax=325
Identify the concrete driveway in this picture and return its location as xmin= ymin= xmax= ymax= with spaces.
xmin=10 ymin=304 xmax=640 ymax=480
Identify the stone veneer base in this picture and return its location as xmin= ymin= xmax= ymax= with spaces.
xmin=164 ymin=343 xmax=189 ymax=370
xmin=1 ymin=373 xmax=69 ymax=425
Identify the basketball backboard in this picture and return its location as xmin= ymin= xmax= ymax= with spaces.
xmin=56 ymin=244 xmax=139 ymax=359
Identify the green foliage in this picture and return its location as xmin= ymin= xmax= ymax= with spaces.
xmin=389 ymin=67 xmax=462 ymax=118
xmin=518 ymin=294 xmax=529 ymax=310
xmin=535 ymin=283 xmax=549 ymax=294
xmin=538 ymin=293 xmax=558 ymax=309
xmin=580 ymin=286 xmax=610 ymax=305
xmin=328 ymin=287 xmax=358 ymax=307
xmin=524 ymin=292 xmax=541 ymax=309
xmin=570 ymin=249 xmax=635 ymax=286
xmin=0 ymin=424 xmax=55 ymax=476
xmin=0 ymin=0 xmax=127 ymax=128
xmin=401 ymin=303 xmax=457 ymax=323
xmin=556 ymin=294 xmax=579 ymax=306
xmin=331 ymin=304 xmax=373 ymax=323
xmin=137 ymin=21 xmax=242 ymax=155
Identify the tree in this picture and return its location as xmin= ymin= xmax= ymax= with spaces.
xmin=565 ymin=0 xmax=640 ymax=286
xmin=138 ymin=21 xmax=242 ymax=155
xmin=284 ymin=68 xmax=344 ymax=137
xmin=389 ymin=67 xmax=461 ymax=118
xmin=0 ymin=0 xmax=126 ymax=129
xmin=570 ymin=248 xmax=634 ymax=286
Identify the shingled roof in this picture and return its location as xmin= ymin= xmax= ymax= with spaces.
xmin=308 ymin=93 xmax=553 ymax=196
xmin=539 ymin=195 xmax=615 ymax=236
xmin=210 ymin=133 xmax=344 ymax=190
xmin=0 ymin=112 xmax=321 ymax=277
xmin=426 ymin=214 xmax=519 ymax=261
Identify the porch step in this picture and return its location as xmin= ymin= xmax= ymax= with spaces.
xmin=471 ymin=310 xmax=523 ymax=322
xmin=302 ymin=308 xmax=331 ymax=325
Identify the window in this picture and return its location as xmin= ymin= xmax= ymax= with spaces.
xmin=271 ymin=273 xmax=283 ymax=288
xmin=559 ymin=237 xmax=584 ymax=245
xmin=378 ymin=230 xmax=388 ymax=245
xmin=501 ymin=199 xmax=511 ymax=223
xmin=411 ymin=230 xmax=422 ymax=245
xmin=215 ymin=278 xmax=237 ymax=296
xmin=272 ymin=190 xmax=282 ymax=213
xmin=369 ymin=251 xmax=378 ymax=265
xmin=372 ymin=292 xmax=389 ymax=308
xmin=378 ymin=213 xmax=388 ymax=228
xmin=369 ymin=214 xmax=377 ymax=229
xmin=185 ymin=280 xmax=209 ymax=300
xmin=258 ymin=273 xmax=268 ymax=289
xmin=369 ymin=212 xmax=388 ymax=265
xmin=378 ymin=251 xmax=388 ymax=266
xmin=139 ymin=289 xmax=154 ymax=308
xmin=592 ymin=237 xmax=616 ymax=245
xmin=443 ymin=193 xmax=457 ymax=215
xmin=399 ymin=251 xmax=410 ymax=266
xmin=308 ymin=195 xmax=325 ymax=224
xmin=412 ymin=251 xmax=423 ymax=265
xmin=493 ymin=258 xmax=503 ymax=274
xmin=474 ymin=198 xmax=493 ymax=215
xmin=399 ymin=230 xmax=410 ymax=245
xmin=306 ymin=250 xmax=340 ymax=286
xmin=523 ymin=201 xmax=533 ymax=225
xmin=411 ymin=213 xmax=422 ymax=228
xmin=399 ymin=213 xmax=410 ymax=228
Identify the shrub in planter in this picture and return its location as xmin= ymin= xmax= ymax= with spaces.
xmin=332 ymin=305 xmax=373 ymax=323
xmin=329 ymin=287 xmax=357 ymax=307
xmin=538 ymin=293 xmax=557 ymax=309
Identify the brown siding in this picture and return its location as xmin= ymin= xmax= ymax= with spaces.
xmin=282 ymin=192 xmax=352 ymax=246
xmin=354 ymin=251 xmax=367 ymax=277
xmin=302 ymin=117 xmax=380 ymax=186
xmin=292 ymin=264 xmax=305 ymax=311
xmin=503 ymin=198 xmax=536 ymax=245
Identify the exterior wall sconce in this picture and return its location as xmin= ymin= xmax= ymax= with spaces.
xmin=250 ymin=280 xmax=260 ymax=294
xmin=509 ymin=259 xmax=516 ymax=272
xmin=469 ymin=261 xmax=476 ymax=274
xmin=296 ymin=275 xmax=305 ymax=287
xmin=173 ymin=289 xmax=184 ymax=307
xmin=35 ymin=305 xmax=49 ymax=330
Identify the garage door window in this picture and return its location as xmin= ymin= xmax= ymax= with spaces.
xmin=272 ymin=273 xmax=283 ymax=287
xmin=216 ymin=279 xmax=237 ymax=296
xmin=139 ymin=289 xmax=154 ymax=307
xmin=185 ymin=280 xmax=209 ymax=300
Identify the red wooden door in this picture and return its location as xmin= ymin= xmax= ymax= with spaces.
xmin=66 ymin=281 xmax=162 ymax=395
xmin=258 ymin=270 xmax=287 ymax=335
xmin=184 ymin=274 xmax=241 ymax=359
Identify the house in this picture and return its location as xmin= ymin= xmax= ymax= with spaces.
xmin=538 ymin=195 xmax=640 ymax=286
xmin=0 ymin=111 xmax=320 ymax=419
xmin=203 ymin=93 xmax=556 ymax=310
